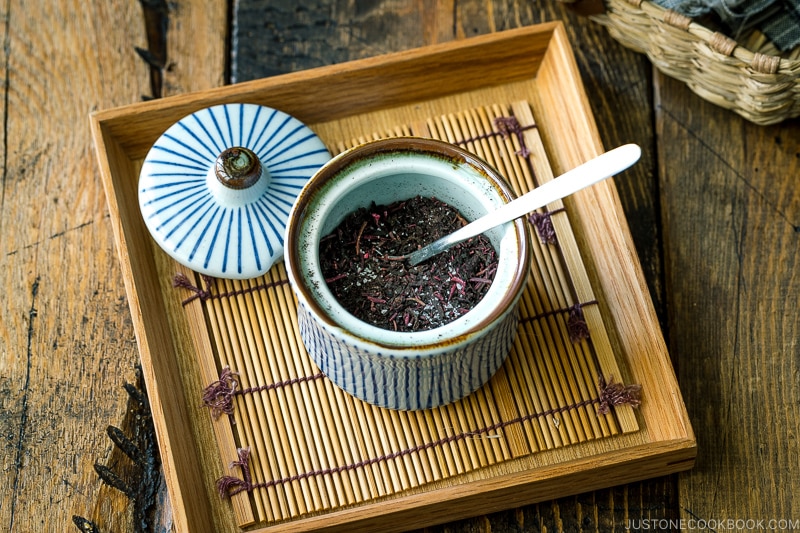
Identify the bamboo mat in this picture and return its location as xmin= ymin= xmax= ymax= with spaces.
xmin=174 ymin=100 xmax=641 ymax=528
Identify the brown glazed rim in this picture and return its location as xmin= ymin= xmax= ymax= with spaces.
xmin=285 ymin=137 xmax=531 ymax=351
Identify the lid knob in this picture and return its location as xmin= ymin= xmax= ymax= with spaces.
xmin=215 ymin=146 xmax=263 ymax=189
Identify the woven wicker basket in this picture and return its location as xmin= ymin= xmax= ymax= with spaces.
xmin=583 ymin=0 xmax=800 ymax=125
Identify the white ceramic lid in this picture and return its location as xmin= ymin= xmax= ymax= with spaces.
xmin=138 ymin=103 xmax=331 ymax=279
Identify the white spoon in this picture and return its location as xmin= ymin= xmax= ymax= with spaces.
xmin=402 ymin=143 xmax=642 ymax=266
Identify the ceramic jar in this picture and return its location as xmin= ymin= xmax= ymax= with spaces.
xmin=284 ymin=138 xmax=530 ymax=410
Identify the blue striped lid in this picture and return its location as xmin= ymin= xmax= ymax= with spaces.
xmin=138 ymin=103 xmax=331 ymax=279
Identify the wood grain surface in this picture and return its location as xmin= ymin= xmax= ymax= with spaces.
xmin=0 ymin=1 xmax=224 ymax=532
xmin=1 ymin=0 xmax=798 ymax=532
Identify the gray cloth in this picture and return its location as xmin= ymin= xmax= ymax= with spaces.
xmin=653 ymin=0 xmax=800 ymax=51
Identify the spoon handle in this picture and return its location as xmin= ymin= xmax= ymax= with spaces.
xmin=407 ymin=144 xmax=642 ymax=266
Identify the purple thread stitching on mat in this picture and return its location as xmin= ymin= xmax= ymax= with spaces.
xmin=202 ymin=367 xmax=326 ymax=420
xmin=598 ymin=375 xmax=642 ymax=415
xmin=202 ymin=367 xmax=240 ymax=419
xmin=215 ymin=375 xmax=642 ymax=498
xmin=528 ymin=208 xmax=565 ymax=244
xmin=216 ymin=447 xmax=253 ymax=498
xmin=173 ymin=272 xmax=290 ymax=306
xmin=493 ymin=116 xmax=535 ymax=157
xmin=520 ymin=300 xmax=598 ymax=343
xmin=447 ymin=115 xmax=536 ymax=158
xmin=172 ymin=272 xmax=214 ymax=305
xmin=566 ymin=303 xmax=591 ymax=343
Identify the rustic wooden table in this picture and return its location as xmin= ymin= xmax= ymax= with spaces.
xmin=2 ymin=1 xmax=798 ymax=532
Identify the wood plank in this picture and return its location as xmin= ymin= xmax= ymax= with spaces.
xmin=0 ymin=1 xmax=225 ymax=532
xmin=0 ymin=1 xmax=148 ymax=531
xmin=655 ymin=72 xmax=800 ymax=523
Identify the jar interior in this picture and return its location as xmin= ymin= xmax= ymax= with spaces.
xmin=295 ymin=150 xmax=526 ymax=349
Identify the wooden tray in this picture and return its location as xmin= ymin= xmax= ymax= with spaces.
xmin=91 ymin=22 xmax=695 ymax=533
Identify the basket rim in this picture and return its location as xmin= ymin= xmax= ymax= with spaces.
xmin=598 ymin=0 xmax=800 ymax=73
